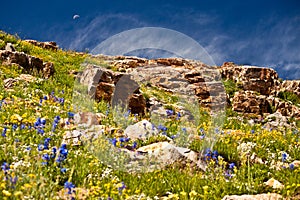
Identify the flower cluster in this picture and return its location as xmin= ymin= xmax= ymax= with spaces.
xmin=51 ymin=115 xmax=61 ymax=132
xmin=203 ymin=148 xmax=220 ymax=163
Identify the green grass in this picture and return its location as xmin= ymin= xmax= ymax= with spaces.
xmin=0 ymin=31 xmax=300 ymax=199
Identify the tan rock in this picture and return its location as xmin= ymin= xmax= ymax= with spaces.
xmin=222 ymin=193 xmax=282 ymax=200
xmin=264 ymin=178 xmax=284 ymax=189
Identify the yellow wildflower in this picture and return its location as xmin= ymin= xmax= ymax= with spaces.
xmin=189 ymin=190 xmax=197 ymax=197
xmin=14 ymin=191 xmax=23 ymax=197
xmin=180 ymin=191 xmax=187 ymax=196
xmin=2 ymin=190 xmax=12 ymax=197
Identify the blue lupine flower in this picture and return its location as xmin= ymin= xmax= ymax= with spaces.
xmin=110 ymin=138 xmax=117 ymax=147
xmin=38 ymin=144 xmax=44 ymax=151
xmin=61 ymin=168 xmax=67 ymax=173
xmin=10 ymin=176 xmax=18 ymax=188
xmin=43 ymin=96 xmax=48 ymax=100
xmin=34 ymin=118 xmax=42 ymax=127
xmin=44 ymin=138 xmax=51 ymax=149
xmin=124 ymin=110 xmax=130 ymax=118
xmin=59 ymin=98 xmax=65 ymax=105
xmin=1 ymin=162 xmax=10 ymax=172
xmin=51 ymin=147 xmax=57 ymax=158
xmin=41 ymin=118 xmax=46 ymax=125
xmin=64 ymin=181 xmax=75 ymax=194
xmin=2 ymin=127 xmax=7 ymax=137
xmin=118 ymin=182 xmax=126 ymax=195
xmin=52 ymin=116 xmax=61 ymax=132
xmin=250 ymin=129 xmax=255 ymax=134
xmin=176 ymin=112 xmax=181 ymax=120
xmin=12 ymin=124 xmax=18 ymax=131
xmin=132 ymin=141 xmax=137 ymax=149
xmin=157 ymin=124 xmax=167 ymax=132
xmin=42 ymin=154 xmax=50 ymax=161
xmin=200 ymin=134 xmax=205 ymax=139
xmin=60 ymin=144 xmax=68 ymax=157
xmin=282 ymin=152 xmax=288 ymax=162
xmin=215 ymin=128 xmax=219 ymax=134
xmin=54 ymin=116 xmax=61 ymax=123
xmin=20 ymin=124 xmax=26 ymax=130
xmin=229 ymin=163 xmax=235 ymax=169
xmin=224 ymin=170 xmax=233 ymax=178
xmin=166 ymin=109 xmax=174 ymax=116
xmin=182 ymin=127 xmax=187 ymax=133
xmin=37 ymin=128 xmax=45 ymax=135
xmin=119 ymin=138 xmax=126 ymax=143
xmin=68 ymin=112 xmax=75 ymax=118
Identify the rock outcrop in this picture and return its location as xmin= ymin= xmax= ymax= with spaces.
xmin=0 ymin=50 xmax=54 ymax=78
xmin=220 ymin=62 xmax=279 ymax=95
xmin=25 ymin=39 xmax=58 ymax=50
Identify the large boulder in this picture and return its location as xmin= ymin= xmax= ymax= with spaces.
xmin=76 ymin=64 xmax=147 ymax=115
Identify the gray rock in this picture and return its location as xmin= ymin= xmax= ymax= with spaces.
xmin=264 ymin=111 xmax=293 ymax=130
xmin=62 ymin=125 xmax=105 ymax=146
xmin=124 ymin=119 xmax=158 ymax=140
xmin=222 ymin=193 xmax=282 ymax=200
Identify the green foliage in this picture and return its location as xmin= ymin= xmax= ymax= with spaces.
xmin=278 ymin=91 xmax=300 ymax=106
xmin=222 ymin=79 xmax=240 ymax=99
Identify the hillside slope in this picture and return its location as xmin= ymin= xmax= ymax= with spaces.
xmin=0 ymin=31 xmax=300 ymax=200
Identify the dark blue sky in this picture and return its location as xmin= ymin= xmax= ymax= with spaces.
xmin=1 ymin=0 xmax=300 ymax=79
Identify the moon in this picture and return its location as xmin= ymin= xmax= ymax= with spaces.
xmin=73 ymin=15 xmax=80 ymax=20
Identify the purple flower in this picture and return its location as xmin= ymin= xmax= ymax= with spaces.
xmin=118 ymin=182 xmax=126 ymax=195
xmin=2 ymin=127 xmax=7 ymax=137
xmin=68 ymin=112 xmax=75 ymax=118
xmin=229 ymin=162 xmax=235 ymax=169
xmin=157 ymin=124 xmax=167 ymax=131
xmin=166 ymin=109 xmax=174 ymax=116
xmin=176 ymin=112 xmax=181 ymax=120
xmin=110 ymin=138 xmax=117 ymax=147
xmin=64 ymin=181 xmax=75 ymax=194
xmin=42 ymin=154 xmax=50 ymax=161
xmin=1 ymin=162 xmax=10 ymax=172
xmin=282 ymin=152 xmax=288 ymax=162
xmin=289 ymin=163 xmax=295 ymax=170
xmin=132 ymin=141 xmax=137 ymax=149
xmin=12 ymin=124 xmax=18 ymax=131
xmin=38 ymin=144 xmax=44 ymax=151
